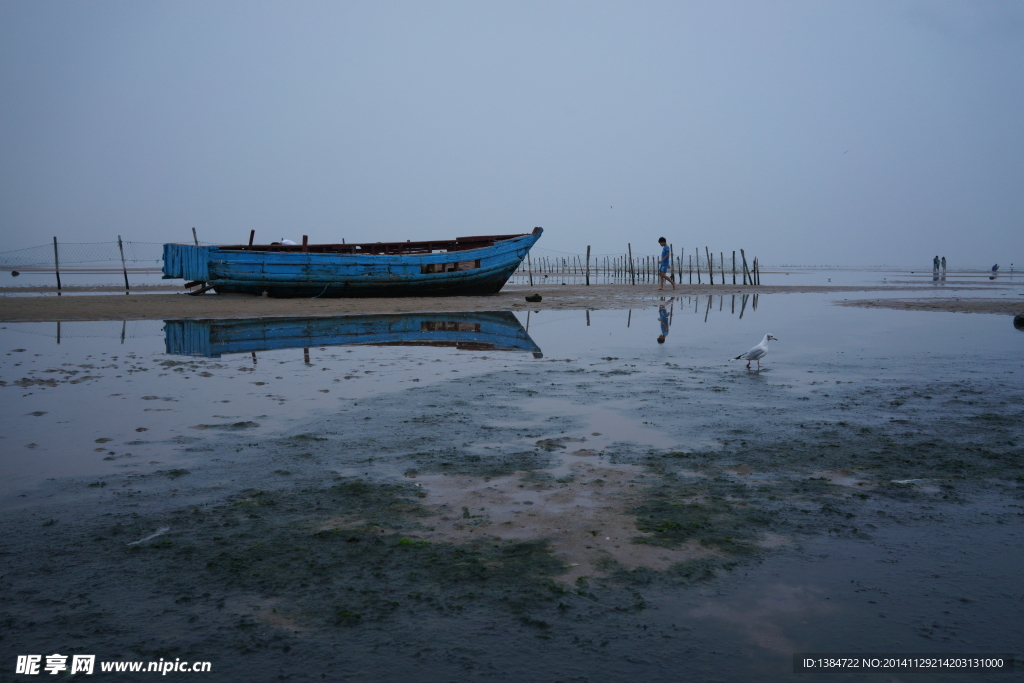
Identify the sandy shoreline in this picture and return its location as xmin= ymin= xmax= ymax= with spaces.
xmin=835 ymin=297 xmax=1024 ymax=315
xmin=3 ymin=283 xmax=1019 ymax=321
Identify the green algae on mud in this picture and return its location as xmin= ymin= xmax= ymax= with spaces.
xmin=197 ymin=483 xmax=567 ymax=629
xmin=5 ymin=407 xmax=1021 ymax=676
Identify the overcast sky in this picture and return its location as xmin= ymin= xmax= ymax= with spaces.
xmin=2 ymin=1 xmax=1021 ymax=266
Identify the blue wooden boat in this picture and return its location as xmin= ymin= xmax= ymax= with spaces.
xmin=164 ymin=311 xmax=543 ymax=358
xmin=162 ymin=228 xmax=542 ymax=297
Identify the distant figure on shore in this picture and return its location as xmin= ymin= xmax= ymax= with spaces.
xmin=656 ymin=299 xmax=673 ymax=343
xmin=657 ymin=237 xmax=675 ymax=290
xmin=941 ymin=256 xmax=946 ymax=271
xmin=933 ymin=255 xmax=940 ymax=272
xmin=992 ymin=264 xmax=999 ymax=272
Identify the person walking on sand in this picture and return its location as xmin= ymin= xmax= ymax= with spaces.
xmin=941 ymin=256 xmax=946 ymax=272
xmin=657 ymin=237 xmax=675 ymax=290
xmin=933 ymin=255 xmax=940 ymax=272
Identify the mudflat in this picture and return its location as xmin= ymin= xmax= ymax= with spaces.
xmin=3 ymin=284 xmax=1023 ymax=681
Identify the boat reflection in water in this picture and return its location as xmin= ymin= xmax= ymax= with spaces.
xmin=164 ymin=311 xmax=542 ymax=358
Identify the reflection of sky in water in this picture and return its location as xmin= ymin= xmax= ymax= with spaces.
xmin=2 ymin=289 xmax=1022 ymax=496
xmin=0 ymin=318 xmax=539 ymax=493
xmin=648 ymin=518 xmax=1023 ymax=674
xmin=527 ymin=291 xmax=1021 ymax=380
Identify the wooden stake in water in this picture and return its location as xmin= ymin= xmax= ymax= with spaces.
xmin=732 ymin=250 xmax=736 ymax=285
xmin=585 ymin=245 xmax=591 ymax=286
xmin=628 ymin=243 xmax=635 ymax=285
xmin=527 ymin=253 xmax=534 ymax=287
xmin=740 ymin=249 xmax=750 ymax=285
xmin=192 ymin=227 xmax=199 ymax=246
xmin=248 ymin=230 xmax=255 ymax=246
xmin=52 ymin=236 xmax=61 ymax=296
xmin=118 ymin=235 xmax=130 ymax=294
xmin=695 ymin=248 xmax=701 ymax=284
xmin=705 ymin=247 xmax=714 ymax=285
xmin=120 ymin=320 xmax=126 ymax=344
xmin=720 ymin=252 xmax=725 ymax=284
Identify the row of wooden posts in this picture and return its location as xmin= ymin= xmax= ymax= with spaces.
xmin=50 ymin=235 xmax=134 ymax=297
xmin=520 ymin=245 xmax=761 ymax=286
xmin=48 ymin=228 xmax=202 ymax=296
xmin=47 ymin=231 xmax=760 ymax=295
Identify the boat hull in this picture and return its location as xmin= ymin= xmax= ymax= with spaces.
xmin=162 ymin=229 xmax=541 ymax=298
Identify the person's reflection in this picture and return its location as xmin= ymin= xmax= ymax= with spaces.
xmin=656 ymin=297 xmax=674 ymax=344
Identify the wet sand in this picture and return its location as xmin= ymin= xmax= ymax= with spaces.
xmin=2 ymin=282 xmax=1015 ymax=321
xmin=836 ymin=297 xmax=1024 ymax=315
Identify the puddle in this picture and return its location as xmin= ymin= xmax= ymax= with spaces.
xmin=486 ymin=396 xmax=683 ymax=452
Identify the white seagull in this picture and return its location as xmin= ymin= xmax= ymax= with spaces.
xmin=732 ymin=334 xmax=778 ymax=369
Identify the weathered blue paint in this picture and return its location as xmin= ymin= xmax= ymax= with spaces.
xmin=162 ymin=229 xmax=542 ymax=297
xmin=162 ymin=244 xmax=212 ymax=282
xmin=164 ymin=311 xmax=542 ymax=358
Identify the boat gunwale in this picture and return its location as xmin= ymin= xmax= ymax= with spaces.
xmin=169 ymin=228 xmax=540 ymax=257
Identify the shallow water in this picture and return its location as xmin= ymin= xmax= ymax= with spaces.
xmin=2 ymin=290 xmax=1021 ymax=493
xmin=1 ymin=289 xmax=1022 ymax=681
